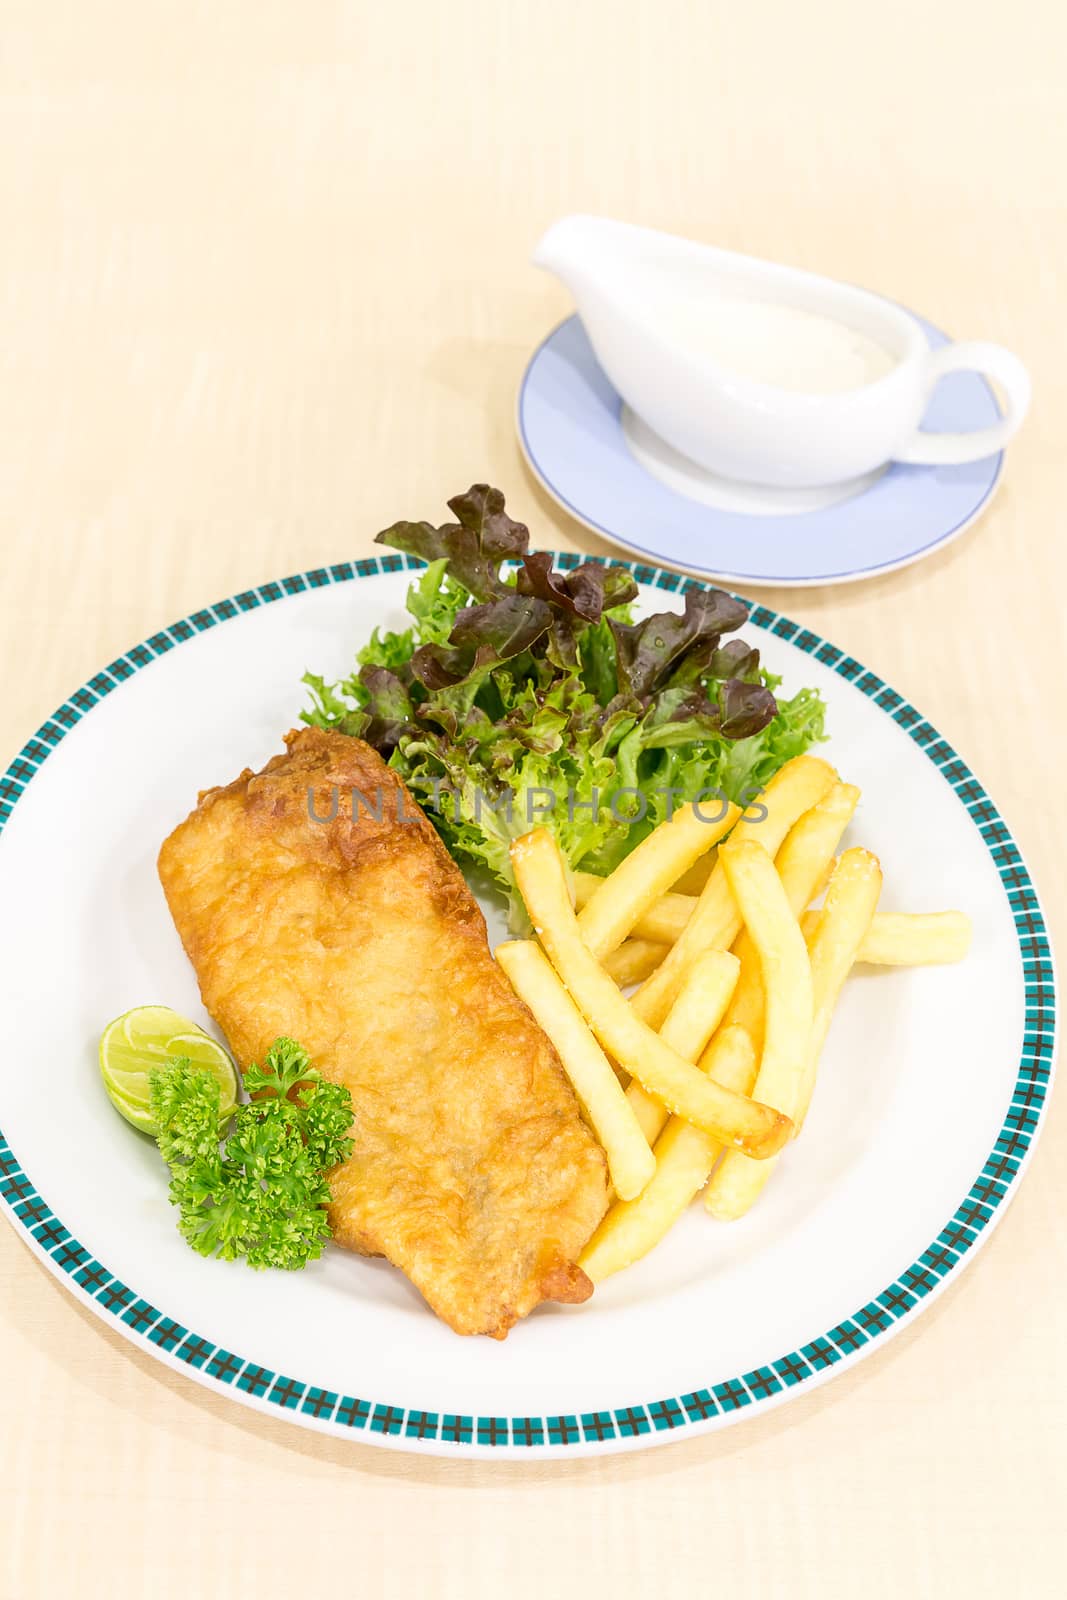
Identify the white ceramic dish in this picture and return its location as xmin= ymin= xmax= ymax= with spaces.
xmin=533 ymin=216 xmax=1030 ymax=501
xmin=0 ymin=556 xmax=1055 ymax=1457
xmin=518 ymin=315 xmax=1006 ymax=587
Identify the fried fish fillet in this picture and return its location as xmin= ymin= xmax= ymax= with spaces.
xmin=157 ymin=727 xmax=609 ymax=1336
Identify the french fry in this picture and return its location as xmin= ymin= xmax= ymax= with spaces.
xmin=772 ymin=784 xmax=861 ymax=906
xmin=494 ymin=940 xmax=656 ymax=1200
xmin=629 ymin=756 xmax=836 ymax=1029
xmin=590 ymin=881 xmax=968 ymax=977
xmin=808 ymin=857 xmax=836 ymax=906
xmin=701 ymin=838 xmax=813 ymax=1217
xmin=603 ymin=938 xmax=669 ymax=988
xmin=671 ymin=853 xmax=717 ymax=897
xmin=799 ymin=908 xmax=972 ymax=966
xmin=794 ymin=849 xmax=883 ymax=1130
xmin=625 ymin=949 xmax=740 ymax=1144
xmin=576 ymin=774 xmax=850 ymax=965
xmin=628 ymin=890 xmax=696 ymax=946
xmin=575 ymin=874 xmax=693 ymax=946
xmin=576 ymin=800 xmax=739 ymax=960
xmin=856 ymin=909 xmax=970 ymax=965
xmin=598 ymin=889 xmax=972 ymax=972
xmin=581 ymin=1026 xmax=757 ymax=1282
xmin=721 ymin=783 xmax=860 ymax=1050
xmin=706 ymin=848 xmax=881 ymax=1218
xmin=511 ymin=829 xmax=792 ymax=1157
xmin=617 ymin=895 xmax=969 ymax=972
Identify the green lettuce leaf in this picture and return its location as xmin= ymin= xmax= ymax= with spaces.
xmin=303 ymin=485 xmax=827 ymax=922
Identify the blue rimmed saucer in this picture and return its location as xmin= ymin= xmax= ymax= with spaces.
xmin=517 ymin=313 xmax=1004 ymax=588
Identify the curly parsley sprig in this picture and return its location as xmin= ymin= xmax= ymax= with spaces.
xmin=149 ymin=1037 xmax=354 ymax=1271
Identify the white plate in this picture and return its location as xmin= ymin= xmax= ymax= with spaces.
xmin=0 ymin=555 xmax=1055 ymax=1457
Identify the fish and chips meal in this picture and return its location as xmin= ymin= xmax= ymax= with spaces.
xmin=100 ymin=486 xmax=971 ymax=1337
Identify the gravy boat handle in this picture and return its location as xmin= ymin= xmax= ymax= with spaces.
xmin=894 ymin=341 xmax=1031 ymax=466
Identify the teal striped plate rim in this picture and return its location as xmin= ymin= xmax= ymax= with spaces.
xmin=0 ymin=552 xmax=1056 ymax=1455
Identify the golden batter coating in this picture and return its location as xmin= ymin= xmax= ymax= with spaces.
xmin=157 ymin=727 xmax=609 ymax=1336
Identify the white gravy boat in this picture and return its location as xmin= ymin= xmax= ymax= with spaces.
xmin=532 ymin=215 xmax=1030 ymax=495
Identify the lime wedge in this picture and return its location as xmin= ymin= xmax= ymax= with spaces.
xmin=104 ymin=1080 xmax=161 ymax=1135
xmin=99 ymin=1005 xmax=239 ymax=1135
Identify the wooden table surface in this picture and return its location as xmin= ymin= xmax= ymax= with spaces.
xmin=2 ymin=4 xmax=1064 ymax=1595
